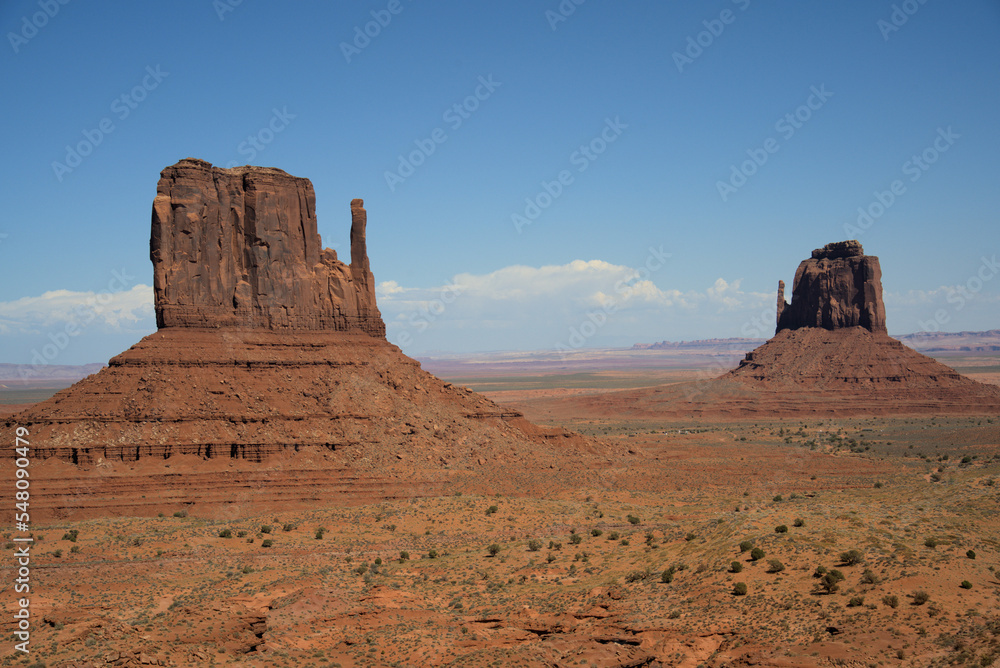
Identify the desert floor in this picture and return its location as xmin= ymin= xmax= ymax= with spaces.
xmin=1 ymin=351 xmax=998 ymax=667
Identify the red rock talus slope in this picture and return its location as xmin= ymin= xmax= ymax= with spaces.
xmin=1 ymin=159 xmax=587 ymax=519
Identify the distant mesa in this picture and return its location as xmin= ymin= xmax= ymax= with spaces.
xmin=776 ymin=240 xmax=886 ymax=334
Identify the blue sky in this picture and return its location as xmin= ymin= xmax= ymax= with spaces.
xmin=1 ymin=0 xmax=998 ymax=364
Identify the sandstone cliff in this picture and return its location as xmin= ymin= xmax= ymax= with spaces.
xmin=151 ymin=158 xmax=384 ymax=336
xmin=776 ymin=240 xmax=887 ymax=334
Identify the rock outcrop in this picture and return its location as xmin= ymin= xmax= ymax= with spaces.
xmin=775 ymin=240 xmax=886 ymax=334
xmin=1 ymin=159 xmax=588 ymax=521
xmin=151 ymin=158 xmax=384 ymax=336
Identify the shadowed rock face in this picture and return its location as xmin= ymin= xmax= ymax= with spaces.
xmin=776 ymin=240 xmax=887 ymax=334
xmin=151 ymin=158 xmax=384 ymax=336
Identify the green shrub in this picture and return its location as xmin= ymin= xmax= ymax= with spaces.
xmin=314 ymin=528 xmax=325 ymax=540
xmin=847 ymin=595 xmax=865 ymax=607
xmin=399 ymin=550 xmax=410 ymax=561
xmin=173 ymin=510 xmax=188 ymax=518
xmin=733 ymin=582 xmax=747 ymax=596
xmin=627 ymin=515 xmax=640 ymax=525
xmin=282 ymin=523 xmax=295 ymax=532
xmin=485 ymin=505 xmax=498 ymax=516
xmin=236 ymin=530 xmax=247 ymax=538
xmin=772 ymin=494 xmax=783 ymax=502
xmin=860 ymin=569 xmax=879 ymax=585
xmin=261 ymin=539 xmax=273 ymax=548
xmin=966 ymin=549 xmax=976 ymax=559
xmin=912 ymin=590 xmax=929 ymax=605
xmin=548 ymin=541 xmax=562 ymax=550
xmin=487 ymin=544 xmax=501 ymax=557
xmin=661 ymin=566 xmax=676 ymax=583
xmin=218 ymin=529 xmax=232 ymax=538
xmin=960 ymin=580 xmax=972 ymax=590
xmin=527 ymin=539 xmax=542 ymax=552
xmin=569 ymin=533 xmax=583 ymax=545
xmin=924 ymin=537 xmax=938 ymax=548
xmin=839 ymin=549 xmax=863 ymax=565
xmin=739 ymin=539 xmax=754 ymax=553
xmin=793 ymin=518 xmax=805 ymax=527
xmin=591 ymin=528 xmax=602 ymax=537
xmin=882 ymin=594 xmax=899 ymax=608
xmin=750 ymin=547 xmax=765 ymax=561
xmin=260 ymin=525 xmax=273 ymax=534
xmin=546 ymin=553 xmax=556 ymax=563
xmin=813 ymin=565 xmax=827 ymax=578
xmin=62 ymin=530 xmax=79 ymax=542
xmin=775 ymin=525 xmax=788 ymax=534
xmin=685 ymin=532 xmax=696 ymax=541
xmin=730 ymin=560 xmax=743 ymax=573
xmin=766 ymin=559 xmax=785 ymax=573
xmin=427 ymin=549 xmax=438 ymax=559
xmin=607 ymin=531 xmax=619 ymax=541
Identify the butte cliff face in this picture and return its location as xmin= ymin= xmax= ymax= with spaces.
xmin=775 ymin=240 xmax=886 ymax=334
xmin=151 ymin=158 xmax=384 ymax=336
xmin=1 ymin=159 xmax=587 ymax=521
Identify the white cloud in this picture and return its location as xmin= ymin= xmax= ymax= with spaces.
xmin=377 ymin=259 xmax=774 ymax=352
xmin=0 ymin=284 xmax=155 ymax=334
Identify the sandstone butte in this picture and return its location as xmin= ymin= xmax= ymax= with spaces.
xmin=0 ymin=159 xmax=590 ymax=521
xmin=532 ymin=241 xmax=1000 ymax=419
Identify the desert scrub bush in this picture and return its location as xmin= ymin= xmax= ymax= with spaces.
xmin=546 ymin=553 xmax=556 ymax=563
xmin=860 ymin=569 xmax=879 ymax=585
xmin=487 ymin=544 xmax=501 ymax=557
xmin=527 ymin=539 xmax=542 ymax=552
xmin=427 ymin=549 xmax=438 ymax=559
xmin=766 ymin=559 xmax=785 ymax=573
xmin=218 ymin=529 xmax=232 ymax=538
xmin=282 ymin=523 xmax=295 ymax=532
xmin=70 ymin=545 xmax=80 ymax=554
xmin=960 ymin=580 xmax=973 ymax=589
xmin=569 ymin=533 xmax=583 ymax=545
xmin=62 ymin=529 xmax=79 ymax=542
xmin=607 ymin=531 xmax=619 ymax=541
xmin=733 ymin=582 xmax=747 ymax=596
xmin=374 ymin=557 xmax=382 ymax=565
xmin=750 ymin=547 xmax=765 ymax=562
xmin=236 ymin=530 xmax=247 ymax=538
xmin=260 ymin=525 xmax=273 ymax=534
xmin=173 ymin=510 xmax=188 ymax=518
xmin=548 ymin=541 xmax=562 ymax=550
xmin=399 ymin=550 xmax=410 ymax=562
xmin=685 ymin=532 xmax=696 ymax=541
xmin=775 ymin=525 xmax=788 ymax=534
xmin=813 ymin=565 xmax=827 ymax=578
xmin=847 ymin=595 xmax=865 ymax=607
xmin=739 ymin=539 xmax=754 ymax=553
xmin=627 ymin=514 xmax=640 ymax=524
xmin=924 ymin=537 xmax=938 ymax=548
xmin=485 ymin=505 xmax=498 ymax=516
xmin=839 ymin=549 xmax=863 ymax=565
xmin=660 ymin=565 xmax=676 ymax=583
xmin=730 ymin=560 xmax=743 ymax=573
xmin=261 ymin=539 xmax=273 ymax=548
xmin=354 ymin=563 xmax=368 ymax=575
xmin=591 ymin=528 xmax=602 ymax=537
xmin=793 ymin=518 xmax=805 ymax=527
xmin=314 ymin=527 xmax=325 ymax=540
xmin=911 ymin=590 xmax=929 ymax=605
xmin=620 ymin=538 xmax=629 ymax=546
xmin=966 ymin=549 xmax=976 ymax=559
xmin=772 ymin=494 xmax=783 ymax=502
xmin=625 ymin=567 xmax=654 ymax=583
xmin=818 ymin=571 xmax=844 ymax=594
xmin=882 ymin=594 xmax=899 ymax=608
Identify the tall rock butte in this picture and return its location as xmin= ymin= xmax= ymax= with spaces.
xmin=775 ymin=240 xmax=886 ymax=334
xmin=151 ymin=158 xmax=384 ymax=335
xmin=1 ymin=159 xmax=586 ymax=520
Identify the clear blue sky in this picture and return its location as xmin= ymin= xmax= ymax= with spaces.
xmin=1 ymin=0 xmax=998 ymax=363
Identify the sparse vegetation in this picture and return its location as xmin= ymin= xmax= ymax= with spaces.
xmin=766 ymin=558 xmax=784 ymax=573
xmin=839 ymin=549 xmax=863 ymax=566
xmin=733 ymin=582 xmax=747 ymax=596
xmin=775 ymin=524 xmax=788 ymax=534
xmin=626 ymin=515 xmax=640 ymax=525
xmin=730 ymin=560 xmax=743 ymax=573
xmin=487 ymin=544 xmax=501 ymax=557
xmin=912 ymin=590 xmax=930 ymax=605
xmin=750 ymin=547 xmax=765 ymax=561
